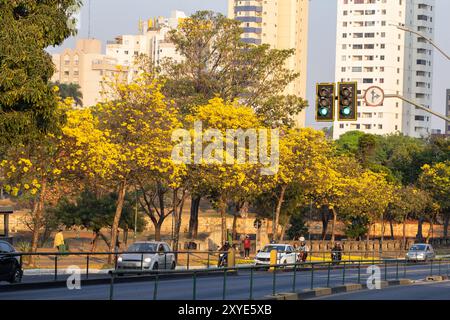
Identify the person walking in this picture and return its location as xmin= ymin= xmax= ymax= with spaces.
xmin=243 ymin=235 xmax=251 ymax=259
xmin=54 ymin=229 xmax=65 ymax=253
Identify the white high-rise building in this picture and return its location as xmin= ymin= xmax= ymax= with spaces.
xmin=106 ymin=10 xmax=186 ymax=73
xmin=333 ymin=0 xmax=435 ymax=139
xmin=228 ymin=0 xmax=309 ymax=127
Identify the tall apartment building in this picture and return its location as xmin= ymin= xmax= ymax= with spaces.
xmin=51 ymin=39 xmax=128 ymax=107
xmin=446 ymin=89 xmax=450 ymax=135
xmin=227 ymin=0 xmax=309 ymax=127
xmin=333 ymin=0 xmax=435 ymax=140
xmin=106 ymin=10 xmax=186 ymax=72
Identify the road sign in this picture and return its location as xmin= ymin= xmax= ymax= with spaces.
xmin=364 ymin=86 xmax=384 ymax=107
xmin=254 ymin=219 xmax=262 ymax=229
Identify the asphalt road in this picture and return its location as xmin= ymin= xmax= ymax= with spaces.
xmin=313 ymin=280 xmax=450 ymax=300
xmin=0 ymin=262 xmax=448 ymax=300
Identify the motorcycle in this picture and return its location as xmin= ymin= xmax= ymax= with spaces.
xmin=217 ymin=253 xmax=228 ymax=267
xmin=331 ymin=251 xmax=342 ymax=265
xmin=297 ymin=251 xmax=308 ymax=263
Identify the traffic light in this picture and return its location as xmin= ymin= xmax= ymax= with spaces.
xmin=316 ymin=83 xmax=335 ymax=122
xmin=337 ymin=82 xmax=357 ymax=121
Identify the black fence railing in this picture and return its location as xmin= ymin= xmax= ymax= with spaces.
xmin=1 ymin=249 xmax=443 ymax=285
xmin=107 ymin=258 xmax=450 ymax=300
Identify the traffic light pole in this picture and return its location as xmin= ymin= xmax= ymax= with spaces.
xmin=390 ymin=24 xmax=450 ymax=61
xmin=384 ymin=94 xmax=450 ymax=123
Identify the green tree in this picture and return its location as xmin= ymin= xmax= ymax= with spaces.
xmin=164 ymin=10 xmax=308 ymax=127
xmin=0 ymin=0 xmax=81 ymax=148
xmin=51 ymin=189 xmax=146 ymax=251
xmin=335 ymin=131 xmax=365 ymax=156
xmin=51 ymin=82 xmax=83 ymax=107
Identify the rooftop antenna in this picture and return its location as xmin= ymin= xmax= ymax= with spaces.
xmin=88 ymin=0 xmax=92 ymax=38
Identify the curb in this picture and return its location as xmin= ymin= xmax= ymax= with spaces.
xmin=0 ymin=270 xmax=238 ymax=293
xmin=425 ymin=275 xmax=449 ymax=281
xmin=264 ymin=278 xmax=414 ymax=300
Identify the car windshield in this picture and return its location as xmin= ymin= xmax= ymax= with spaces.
xmin=127 ymin=243 xmax=157 ymax=252
xmin=261 ymin=245 xmax=286 ymax=252
xmin=409 ymin=245 xmax=427 ymax=251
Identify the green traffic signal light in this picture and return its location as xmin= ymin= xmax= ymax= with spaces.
xmin=319 ymin=107 xmax=329 ymax=116
xmin=337 ymin=82 xmax=357 ymax=121
xmin=316 ymin=83 xmax=335 ymax=122
xmin=341 ymin=107 xmax=351 ymax=116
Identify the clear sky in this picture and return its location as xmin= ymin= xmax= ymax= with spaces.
xmin=49 ymin=0 xmax=450 ymax=131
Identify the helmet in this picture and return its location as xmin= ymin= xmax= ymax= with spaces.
xmin=299 ymin=237 xmax=305 ymax=242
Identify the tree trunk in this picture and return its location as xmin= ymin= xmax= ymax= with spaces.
xmin=30 ymin=179 xmax=47 ymax=266
xmin=402 ymin=217 xmax=407 ymax=250
xmin=154 ymin=222 xmax=162 ymax=241
xmin=321 ymin=207 xmax=330 ymax=241
xmin=232 ymin=214 xmax=238 ymax=241
xmin=330 ymin=207 xmax=337 ymax=245
xmin=123 ymin=226 xmax=128 ymax=245
xmin=416 ymin=217 xmax=424 ymax=242
xmin=426 ymin=219 xmax=434 ymax=243
xmin=273 ymin=185 xmax=287 ymax=242
xmin=389 ymin=220 xmax=394 ymax=240
xmin=280 ymin=223 xmax=287 ymax=241
xmin=219 ymin=198 xmax=227 ymax=245
xmin=188 ymin=195 xmax=201 ymax=239
xmin=91 ymin=232 xmax=99 ymax=252
xmin=443 ymin=213 xmax=449 ymax=239
xmin=109 ymin=179 xmax=127 ymax=264
xmin=173 ymin=189 xmax=186 ymax=256
xmin=366 ymin=224 xmax=371 ymax=242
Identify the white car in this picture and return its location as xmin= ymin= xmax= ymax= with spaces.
xmin=254 ymin=244 xmax=298 ymax=266
xmin=117 ymin=241 xmax=176 ymax=271
xmin=405 ymin=243 xmax=436 ymax=262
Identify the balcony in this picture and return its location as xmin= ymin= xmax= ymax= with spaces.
xmin=235 ymin=6 xmax=263 ymax=13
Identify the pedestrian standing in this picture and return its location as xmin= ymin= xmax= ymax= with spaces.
xmin=243 ymin=235 xmax=251 ymax=259
xmin=54 ymin=229 xmax=65 ymax=253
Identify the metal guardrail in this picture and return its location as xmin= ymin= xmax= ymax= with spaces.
xmin=2 ymin=250 xmax=230 ymax=281
xmin=107 ymin=257 xmax=450 ymax=300
xmin=0 ymin=249 xmax=431 ymax=283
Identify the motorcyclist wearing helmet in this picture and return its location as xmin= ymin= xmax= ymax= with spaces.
xmin=298 ymin=236 xmax=310 ymax=262
xmin=331 ymin=241 xmax=343 ymax=264
xmin=218 ymin=241 xmax=231 ymax=267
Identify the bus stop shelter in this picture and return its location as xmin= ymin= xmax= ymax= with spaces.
xmin=0 ymin=206 xmax=13 ymax=244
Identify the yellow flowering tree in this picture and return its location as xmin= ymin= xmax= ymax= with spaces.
xmin=269 ymin=128 xmax=332 ymax=241
xmin=0 ymin=97 xmax=78 ymax=260
xmin=185 ymin=98 xmax=272 ymax=244
xmin=93 ymin=71 xmax=182 ymax=256
xmin=419 ymin=161 xmax=450 ymax=238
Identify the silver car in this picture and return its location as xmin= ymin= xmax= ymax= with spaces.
xmin=406 ymin=243 xmax=435 ymax=262
xmin=117 ymin=241 xmax=176 ymax=271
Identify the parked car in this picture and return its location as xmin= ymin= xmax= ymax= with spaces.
xmin=405 ymin=243 xmax=435 ymax=262
xmin=254 ymin=244 xmax=297 ymax=266
xmin=116 ymin=241 xmax=176 ymax=271
xmin=0 ymin=240 xmax=22 ymax=283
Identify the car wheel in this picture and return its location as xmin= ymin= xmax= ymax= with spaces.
xmin=152 ymin=262 xmax=159 ymax=270
xmin=171 ymin=261 xmax=176 ymax=270
xmin=9 ymin=264 xmax=22 ymax=284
